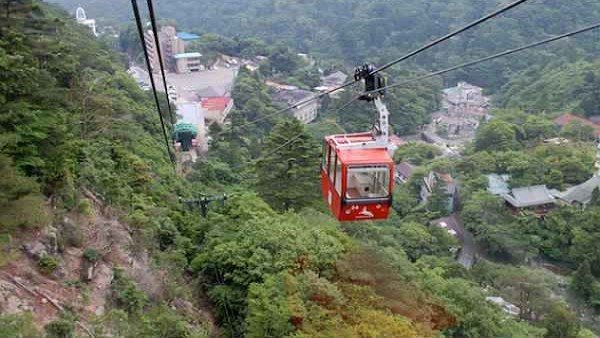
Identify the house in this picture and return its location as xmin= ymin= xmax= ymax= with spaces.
xmin=420 ymin=172 xmax=459 ymax=213
xmin=487 ymin=174 xmax=511 ymax=196
xmin=201 ymin=97 xmax=234 ymax=125
xmin=272 ymin=89 xmax=319 ymax=124
xmin=442 ymin=82 xmax=490 ymax=117
xmin=553 ymin=113 xmax=600 ymax=137
xmin=553 ymin=175 xmax=600 ymax=206
xmin=395 ymin=162 xmax=415 ymax=184
xmin=315 ymin=71 xmax=349 ymax=98
xmin=502 ymin=185 xmax=555 ymax=215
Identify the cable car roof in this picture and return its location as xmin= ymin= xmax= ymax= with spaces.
xmin=336 ymin=148 xmax=394 ymax=165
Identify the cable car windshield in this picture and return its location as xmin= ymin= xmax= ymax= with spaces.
xmin=346 ymin=165 xmax=390 ymax=200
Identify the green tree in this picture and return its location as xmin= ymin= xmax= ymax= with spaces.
xmin=571 ymin=260 xmax=595 ymax=301
xmin=543 ymin=303 xmax=580 ymax=338
xmin=255 ymin=119 xmax=320 ymax=211
xmin=475 ymin=119 xmax=520 ymax=152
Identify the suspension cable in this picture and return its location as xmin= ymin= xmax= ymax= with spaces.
xmin=146 ymin=0 xmax=176 ymax=125
xmin=371 ymin=0 xmax=534 ymax=75
xmin=227 ymin=0 xmax=533 ymax=130
xmin=130 ymin=0 xmax=176 ymax=169
xmin=366 ymin=22 xmax=600 ymax=95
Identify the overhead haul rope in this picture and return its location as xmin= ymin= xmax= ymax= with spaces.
xmin=224 ymin=0 xmax=533 ymax=131
xmin=130 ymin=0 xmax=176 ymax=169
xmin=146 ymin=0 xmax=176 ymax=125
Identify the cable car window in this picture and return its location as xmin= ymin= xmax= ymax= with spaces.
xmin=328 ymin=148 xmax=336 ymax=183
xmin=345 ymin=166 xmax=390 ymax=199
xmin=335 ymin=159 xmax=342 ymax=194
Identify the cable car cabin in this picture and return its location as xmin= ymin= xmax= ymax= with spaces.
xmin=321 ymin=132 xmax=395 ymax=222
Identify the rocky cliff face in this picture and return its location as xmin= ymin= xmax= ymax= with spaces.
xmin=0 ymin=191 xmax=216 ymax=335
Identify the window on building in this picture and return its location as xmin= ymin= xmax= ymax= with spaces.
xmin=345 ymin=165 xmax=390 ymax=199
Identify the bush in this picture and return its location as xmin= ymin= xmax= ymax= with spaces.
xmin=38 ymin=255 xmax=59 ymax=275
xmin=77 ymin=198 xmax=93 ymax=216
xmin=60 ymin=220 xmax=83 ymax=248
xmin=111 ymin=268 xmax=148 ymax=314
xmin=44 ymin=319 xmax=74 ymax=338
xmin=83 ymin=248 xmax=100 ymax=263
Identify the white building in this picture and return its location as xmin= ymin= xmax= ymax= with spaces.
xmin=174 ymin=52 xmax=203 ymax=73
xmin=75 ymin=7 xmax=98 ymax=37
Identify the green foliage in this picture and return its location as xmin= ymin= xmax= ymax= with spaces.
xmin=44 ymin=319 xmax=74 ymax=338
xmin=38 ymin=255 xmax=59 ymax=275
xmin=475 ymin=119 xmax=520 ymax=152
xmin=0 ymin=313 xmax=39 ymax=338
xmin=111 ymin=268 xmax=149 ymax=314
xmin=83 ymin=248 xmax=100 ymax=263
xmin=394 ymin=142 xmax=442 ymax=165
xmin=543 ymin=303 xmax=581 ymax=338
xmin=255 ymin=119 xmax=321 ymax=211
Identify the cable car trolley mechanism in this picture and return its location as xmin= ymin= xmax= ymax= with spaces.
xmin=321 ymin=65 xmax=395 ymax=222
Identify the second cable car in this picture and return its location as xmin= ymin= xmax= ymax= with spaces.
xmin=321 ymin=65 xmax=396 ymax=222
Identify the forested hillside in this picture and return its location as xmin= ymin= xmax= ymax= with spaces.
xmin=51 ymin=0 xmax=599 ymax=90
xmin=3 ymin=0 xmax=600 ymax=337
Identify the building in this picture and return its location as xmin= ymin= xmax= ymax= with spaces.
xmin=395 ymin=162 xmax=415 ymax=184
xmin=201 ymin=97 xmax=234 ymax=125
xmin=553 ymin=175 xmax=600 ymax=207
xmin=75 ymin=7 xmax=98 ymax=37
xmin=487 ymin=174 xmax=511 ymax=196
xmin=442 ymin=82 xmax=490 ymax=117
xmin=315 ymin=71 xmax=349 ymax=98
xmin=174 ymin=52 xmax=203 ymax=73
xmin=272 ymin=89 xmax=319 ymax=124
xmin=553 ymin=113 xmax=600 ymax=138
xmin=502 ymin=185 xmax=555 ymax=215
xmin=420 ymin=172 xmax=459 ymax=213
xmin=144 ymin=26 xmax=200 ymax=73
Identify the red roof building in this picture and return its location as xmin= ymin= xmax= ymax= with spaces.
xmin=554 ymin=113 xmax=600 ymax=137
xmin=201 ymin=97 xmax=234 ymax=125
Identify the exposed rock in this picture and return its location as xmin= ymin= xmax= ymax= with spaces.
xmin=22 ymin=241 xmax=48 ymax=260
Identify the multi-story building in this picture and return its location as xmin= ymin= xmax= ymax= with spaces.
xmin=442 ymin=82 xmax=490 ymax=117
xmin=144 ymin=26 xmax=199 ymax=73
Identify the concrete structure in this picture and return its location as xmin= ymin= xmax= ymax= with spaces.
xmin=442 ymin=82 xmax=490 ymax=117
xmin=144 ymin=26 xmax=195 ymax=73
xmin=486 ymin=297 xmax=520 ymax=317
xmin=272 ymin=89 xmax=319 ymax=124
xmin=175 ymin=52 xmax=203 ymax=73
xmin=75 ymin=7 xmax=98 ymax=37
xmin=503 ymin=185 xmax=555 ymax=215
xmin=201 ymin=97 xmax=234 ymax=125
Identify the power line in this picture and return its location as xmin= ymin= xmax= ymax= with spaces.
xmin=372 ymin=0 xmax=533 ymax=75
xmin=227 ymin=0 xmax=532 ymax=130
xmin=366 ymin=22 xmax=600 ymax=94
xmin=130 ymin=0 xmax=176 ymax=169
xmin=146 ymin=0 xmax=176 ymax=125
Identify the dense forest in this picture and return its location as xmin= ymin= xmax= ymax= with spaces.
xmin=2 ymin=0 xmax=600 ymax=337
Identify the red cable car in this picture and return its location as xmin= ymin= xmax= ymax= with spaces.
xmin=321 ymin=65 xmax=396 ymax=222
